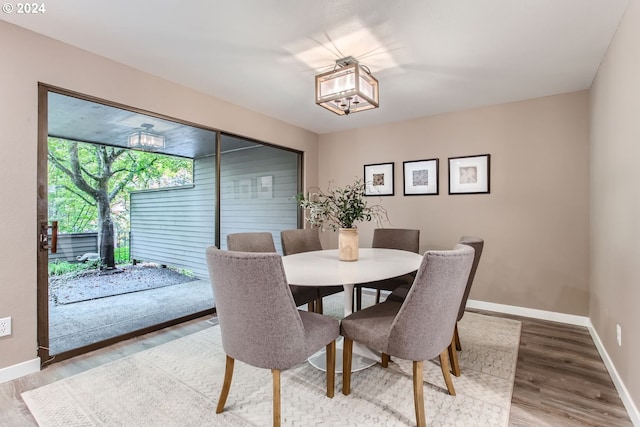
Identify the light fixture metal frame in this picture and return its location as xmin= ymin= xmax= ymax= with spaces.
xmin=128 ymin=123 xmax=165 ymax=149
xmin=315 ymin=56 xmax=379 ymax=116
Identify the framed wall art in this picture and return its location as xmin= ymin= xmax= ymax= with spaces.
xmin=403 ymin=158 xmax=439 ymax=195
xmin=448 ymin=154 xmax=490 ymax=194
xmin=364 ymin=162 xmax=394 ymax=196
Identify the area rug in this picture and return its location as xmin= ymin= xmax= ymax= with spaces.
xmin=23 ymin=311 xmax=521 ymax=426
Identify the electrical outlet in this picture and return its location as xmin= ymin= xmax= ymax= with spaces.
xmin=0 ymin=317 xmax=11 ymax=337
xmin=617 ymin=324 xmax=622 ymax=346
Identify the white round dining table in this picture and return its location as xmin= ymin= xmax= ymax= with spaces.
xmin=282 ymin=248 xmax=423 ymax=372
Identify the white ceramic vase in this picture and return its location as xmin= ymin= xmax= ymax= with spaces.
xmin=338 ymin=228 xmax=359 ymax=261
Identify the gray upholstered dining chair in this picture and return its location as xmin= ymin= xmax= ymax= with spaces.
xmin=206 ymin=246 xmax=339 ymax=427
xmin=280 ymin=228 xmax=322 ymax=255
xmin=280 ymin=228 xmax=342 ymax=314
xmin=227 ymin=232 xmax=317 ymax=311
xmin=354 ymin=228 xmax=420 ymax=310
xmin=227 ymin=231 xmax=276 ymax=253
xmin=341 ymin=244 xmax=474 ymax=427
xmin=387 ymin=236 xmax=484 ymax=377
xmin=448 ymin=236 xmax=484 ymax=376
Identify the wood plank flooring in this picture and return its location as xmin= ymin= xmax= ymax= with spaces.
xmin=469 ymin=309 xmax=633 ymax=427
xmin=0 ymin=311 xmax=634 ymax=426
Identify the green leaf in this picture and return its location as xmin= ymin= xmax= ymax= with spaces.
xmin=295 ymin=178 xmax=389 ymax=231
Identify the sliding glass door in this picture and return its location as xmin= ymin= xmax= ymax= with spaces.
xmin=219 ymin=134 xmax=300 ymax=252
xmin=38 ymin=85 xmax=302 ymax=364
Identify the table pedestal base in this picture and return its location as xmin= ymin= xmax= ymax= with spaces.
xmin=308 ymin=337 xmax=380 ymax=373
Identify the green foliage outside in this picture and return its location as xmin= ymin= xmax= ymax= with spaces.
xmin=49 ymin=259 xmax=101 ymax=276
xmin=48 ymin=137 xmax=194 ymax=236
xmin=175 ymin=268 xmax=195 ymax=278
xmin=114 ymin=245 xmax=130 ymax=265
xmin=49 ymin=246 xmax=130 ymax=276
xmin=48 ymin=137 xmax=193 ymax=267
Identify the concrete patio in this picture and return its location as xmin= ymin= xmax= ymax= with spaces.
xmin=48 ymin=279 xmax=215 ymax=354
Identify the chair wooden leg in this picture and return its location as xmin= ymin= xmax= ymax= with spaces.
xmin=454 ymin=323 xmax=461 ymax=351
xmin=449 ymin=335 xmax=461 ymax=377
xmin=447 ymin=340 xmax=455 ymax=367
xmin=375 ymin=289 xmax=381 ymax=304
xmin=307 ymin=301 xmax=314 ymax=312
xmin=413 ymin=360 xmax=426 ymax=427
xmin=216 ymin=355 xmax=235 ymax=414
xmin=326 ymin=340 xmax=336 ymax=398
xmin=272 ymin=369 xmax=281 ymax=427
xmin=439 ymin=350 xmax=456 ymax=396
xmin=316 ymin=297 xmax=323 ymax=314
xmin=381 ymin=352 xmax=390 ymax=368
xmin=342 ymin=338 xmax=353 ymax=395
xmin=356 ymin=287 xmax=362 ymax=311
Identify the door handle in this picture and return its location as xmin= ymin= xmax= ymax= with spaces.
xmin=39 ymin=221 xmax=58 ymax=253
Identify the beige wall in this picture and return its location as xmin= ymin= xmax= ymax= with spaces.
xmin=590 ymin=0 xmax=640 ymax=408
xmin=0 ymin=21 xmax=319 ymax=370
xmin=319 ymin=91 xmax=590 ymax=315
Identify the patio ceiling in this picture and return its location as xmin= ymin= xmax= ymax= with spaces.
xmin=48 ymin=92 xmax=256 ymax=158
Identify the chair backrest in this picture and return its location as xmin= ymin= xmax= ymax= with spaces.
xmin=281 ymin=228 xmax=322 ymax=255
xmin=372 ymin=228 xmax=420 ymax=253
xmin=456 ymin=236 xmax=484 ymax=321
xmin=205 ymin=246 xmax=307 ymax=369
xmin=227 ymin=232 xmax=276 ymax=252
xmin=386 ymin=244 xmax=474 ymax=361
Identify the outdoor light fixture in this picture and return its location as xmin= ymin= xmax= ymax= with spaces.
xmin=315 ymin=56 xmax=379 ymax=116
xmin=128 ymin=123 xmax=165 ymax=149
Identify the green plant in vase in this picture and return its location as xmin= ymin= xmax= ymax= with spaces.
xmin=295 ymin=179 xmax=388 ymax=260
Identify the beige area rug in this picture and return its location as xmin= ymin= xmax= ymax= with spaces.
xmin=23 ymin=306 xmax=521 ymax=426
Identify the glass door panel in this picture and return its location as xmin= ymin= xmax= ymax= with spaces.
xmin=41 ymin=90 xmax=217 ymax=357
xmin=219 ymin=134 xmax=300 ymax=253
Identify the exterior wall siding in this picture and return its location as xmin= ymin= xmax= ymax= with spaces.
xmin=130 ymin=156 xmax=216 ymax=279
xmin=129 ymin=145 xmax=299 ymax=278
xmin=219 ymin=145 xmax=299 ymax=253
xmin=48 ymin=233 xmax=98 ymax=262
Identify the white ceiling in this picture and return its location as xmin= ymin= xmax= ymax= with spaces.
xmin=2 ymin=0 xmax=628 ymax=134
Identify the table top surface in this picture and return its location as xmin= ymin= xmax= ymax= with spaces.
xmin=282 ymin=248 xmax=423 ymax=287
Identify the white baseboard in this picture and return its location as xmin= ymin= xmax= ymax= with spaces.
xmin=466 ymin=298 xmax=638 ymax=426
xmin=466 ymin=299 xmax=590 ymax=326
xmin=588 ymin=322 xmax=640 ymax=426
xmin=0 ymin=357 xmax=40 ymax=384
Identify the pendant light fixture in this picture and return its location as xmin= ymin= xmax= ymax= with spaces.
xmin=128 ymin=123 xmax=165 ymax=149
xmin=315 ymin=56 xmax=379 ymax=116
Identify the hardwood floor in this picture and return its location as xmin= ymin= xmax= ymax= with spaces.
xmin=469 ymin=310 xmax=633 ymax=427
xmin=0 ymin=311 xmax=633 ymax=426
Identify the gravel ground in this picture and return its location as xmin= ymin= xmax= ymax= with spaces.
xmin=49 ymin=263 xmax=197 ymax=305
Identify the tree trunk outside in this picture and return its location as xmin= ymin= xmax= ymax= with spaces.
xmin=97 ymin=194 xmax=115 ymax=269
xmin=100 ymin=217 xmax=115 ymax=269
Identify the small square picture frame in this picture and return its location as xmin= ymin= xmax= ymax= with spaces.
xmin=448 ymin=154 xmax=490 ymax=194
xmin=403 ymin=159 xmax=439 ymax=196
xmin=364 ymin=162 xmax=394 ymax=196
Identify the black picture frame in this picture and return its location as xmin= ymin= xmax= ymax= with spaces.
xmin=403 ymin=158 xmax=439 ymax=196
xmin=448 ymin=154 xmax=490 ymax=194
xmin=364 ymin=162 xmax=394 ymax=196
